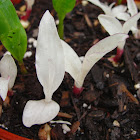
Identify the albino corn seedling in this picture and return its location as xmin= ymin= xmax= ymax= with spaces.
xmin=0 ymin=54 xmax=17 ymax=100
xmin=126 ymin=0 xmax=140 ymax=38
xmin=22 ymin=11 xmax=65 ymax=127
xmin=87 ymin=0 xmax=130 ymax=21
xmin=61 ymin=34 xmax=128 ymax=96
xmin=98 ymin=12 xmax=140 ymax=64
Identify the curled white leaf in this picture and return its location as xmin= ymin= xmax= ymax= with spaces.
xmin=0 ymin=77 xmax=10 ymax=101
xmin=22 ymin=99 xmax=60 ymax=127
xmin=36 ymin=11 xmax=65 ymax=102
xmin=0 ymin=54 xmax=17 ymax=90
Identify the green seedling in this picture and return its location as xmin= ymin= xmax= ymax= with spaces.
xmin=0 ymin=0 xmax=27 ymax=73
xmin=52 ymin=0 xmax=76 ymax=39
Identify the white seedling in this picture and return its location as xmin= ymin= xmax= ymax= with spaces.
xmin=22 ymin=10 xmax=65 ymax=127
xmin=126 ymin=0 xmax=140 ymax=38
xmin=87 ymin=0 xmax=130 ymax=21
xmin=61 ymin=34 xmax=128 ymax=96
xmin=98 ymin=13 xmax=140 ymax=64
xmin=0 ymin=54 xmax=17 ymax=100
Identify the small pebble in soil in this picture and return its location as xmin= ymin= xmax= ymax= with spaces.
xmin=28 ymin=37 xmax=35 ymax=43
xmin=62 ymin=124 xmax=71 ymax=134
xmin=24 ymin=51 xmax=32 ymax=58
xmin=83 ymin=103 xmax=88 ymax=108
xmin=134 ymin=82 xmax=140 ymax=89
xmin=113 ymin=120 xmax=120 ymax=127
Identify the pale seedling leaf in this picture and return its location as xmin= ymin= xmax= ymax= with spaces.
xmin=98 ymin=14 xmax=123 ymax=35
xmin=123 ymin=13 xmax=140 ymax=34
xmin=0 ymin=77 xmax=10 ymax=101
xmin=0 ymin=54 xmax=17 ymax=90
xmin=127 ymin=0 xmax=138 ymax=16
xmin=36 ymin=10 xmax=65 ymax=101
xmin=76 ymin=34 xmax=128 ymax=87
xmin=61 ymin=40 xmax=81 ymax=83
xmin=22 ymin=99 xmax=60 ymax=127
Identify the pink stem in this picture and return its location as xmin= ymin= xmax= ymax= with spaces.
xmin=109 ymin=48 xmax=124 ymax=63
xmin=73 ymin=84 xmax=84 ymax=97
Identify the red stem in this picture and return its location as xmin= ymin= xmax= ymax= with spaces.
xmin=73 ymin=84 xmax=84 ymax=97
xmin=109 ymin=48 xmax=124 ymax=63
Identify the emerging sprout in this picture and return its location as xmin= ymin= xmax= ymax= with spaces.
xmin=98 ymin=13 xmax=140 ymax=64
xmin=22 ymin=11 xmax=65 ymax=127
xmin=87 ymin=0 xmax=130 ymax=21
xmin=126 ymin=0 xmax=140 ymax=38
xmin=0 ymin=54 xmax=17 ymax=101
xmin=52 ymin=0 xmax=76 ymax=39
xmin=61 ymin=34 xmax=128 ymax=96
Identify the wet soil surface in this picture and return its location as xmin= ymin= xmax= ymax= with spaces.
xmin=0 ymin=0 xmax=140 ymax=140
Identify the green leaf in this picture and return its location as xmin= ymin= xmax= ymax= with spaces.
xmin=52 ymin=0 xmax=76 ymax=19
xmin=52 ymin=0 xmax=76 ymax=39
xmin=0 ymin=0 xmax=27 ymax=62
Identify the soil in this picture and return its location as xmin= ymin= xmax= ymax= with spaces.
xmin=0 ymin=0 xmax=140 ymax=140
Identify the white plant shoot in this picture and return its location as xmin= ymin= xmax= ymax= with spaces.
xmin=0 ymin=54 xmax=17 ymax=100
xmin=98 ymin=13 xmax=140 ymax=64
xmin=61 ymin=34 xmax=128 ymax=96
xmin=87 ymin=0 xmax=130 ymax=21
xmin=22 ymin=10 xmax=65 ymax=127
xmin=126 ymin=0 xmax=140 ymax=38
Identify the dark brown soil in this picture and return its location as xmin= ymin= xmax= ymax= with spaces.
xmin=0 ymin=0 xmax=140 ymax=140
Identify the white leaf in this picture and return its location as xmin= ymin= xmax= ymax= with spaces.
xmin=112 ymin=5 xmax=130 ymax=21
xmin=87 ymin=0 xmax=111 ymax=15
xmin=36 ymin=11 xmax=65 ymax=101
xmin=127 ymin=0 xmax=138 ymax=16
xmin=0 ymin=54 xmax=17 ymax=90
xmin=123 ymin=13 xmax=140 ymax=34
xmin=61 ymin=40 xmax=81 ymax=83
xmin=114 ymin=12 xmax=130 ymax=21
xmin=112 ymin=5 xmax=127 ymax=14
xmin=0 ymin=77 xmax=9 ymax=101
xmin=76 ymin=34 xmax=128 ymax=87
xmin=22 ymin=99 xmax=60 ymax=127
xmin=98 ymin=14 xmax=123 ymax=35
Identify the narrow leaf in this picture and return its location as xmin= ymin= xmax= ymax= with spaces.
xmin=77 ymin=34 xmax=128 ymax=87
xmin=36 ymin=11 xmax=65 ymax=101
xmin=87 ymin=0 xmax=111 ymax=15
xmin=61 ymin=40 xmax=81 ymax=83
xmin=123 ymin=13 xmax=140 ymax=34
xmin=127 ymin=0 xmax=138 ymax=16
